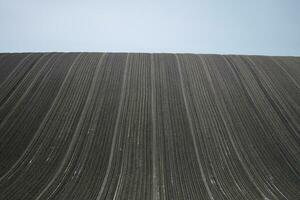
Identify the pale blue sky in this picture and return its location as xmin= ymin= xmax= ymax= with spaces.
xmin=0 ymin=0 xmax=299 ymax=55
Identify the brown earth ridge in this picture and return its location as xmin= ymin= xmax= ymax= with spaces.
xmin=0 ymin=53 xmax=299 ymax=200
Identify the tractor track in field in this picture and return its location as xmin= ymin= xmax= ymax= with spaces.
xmin=0 ymin=52 xmax=299 ymax=200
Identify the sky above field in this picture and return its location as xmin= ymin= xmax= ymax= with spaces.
xmin=0 ymin=0 xmax=299 ymax=56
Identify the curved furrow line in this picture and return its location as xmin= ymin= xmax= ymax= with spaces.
xmin=252 ymin=56 xmax=300 ymax=106
xmin=107 ymin=54 xmax=152 ymax=200
xmin=182 ymin=55 xmax=228 ymax=199
xmin=0 ymin=53 xmax=78 ymax=179
xmin=102 ymin=54 xmax=150 ymax=200
xmin=177 ymin=54 xmax=261 ymax=200
xmin=110 ymin=57 xmax=137 ymax=200
xmin=221 ymin=55 xmax=300 ymax=198
xmin=0 ymin=53 xmax=42 ymax=105
xmin=231 ymin=63 xmax=300 ymax=199
xmin=71 ymin=53 xmax=128 ymax=200
xmin=220 ymin=55 xmax=294 ymax=199
xmin=34 ymin=53 xmax=106 ymax=200
xmin=216 ymin=55 xmax=298 ymax=199
xmin=42 ymin=53 xmax=128 ymax=200
xmin=151 ymin=54 xmax=159 ymax=200
xmin=251 ymin=56 xmax=300 ymax=110
xmin=243 ymin=60 xmax=300 ymax=181
xmin=168 ymin=55 xmax=189 ymax=199
xmin=230 ymin=55 xmax=299 ymax=142
xmin=0 ymin=53 xmax=84 ymax=197
xmin=23 ymin=52 xmax=98 ymax=198
xmin=152 ymin=54 xmax=167 ymax=200
xmin=0 ymin=53 xmax=30 ymax=85
xmin=245 ymin=57 xmax=300 ymax=139
xmin=177 ymin=54 xmax=212 ymax=199
xmin=269 ymin=57 xmax=300 ymax=89
xmin=0 ymin=53 xmax=100 ymax=200
xmin=0 ymin=54 xmax=54 ymax=139
xmin=32 ymin=53 xmax=105 ymax=199
xmin=0 ymin=53 xmax=55 ymax=123
xmin=0 ymin=53 xmax=299 ymax=200
xmin=156 ymin=54 xmax=182 ymax=200
xmin=175 ymin=54 xmax=214 ymax=200
xmin=243 ymin=57 xmax=300 ymax=156
xmin=199 ymin=55 xmax=279 ymax=200
xmin=0 ymin=53 xmax=33 ymax=93
xmin=249 ymin=57 xmax=300 ymax=134
xmin=94 ymin=53 xmax=130 ymax=200
xmin=189 ymin=55 xmax=234 ymax=199
xmin=151 ymin=54 xmax=212 ymax=199
xmin=177 ymin=54 xmax=221 ymax=199
xmin=125 ymin=54 xmax=152 ymax=200
xmin=201 ymin=55 xmax=262 ymax=199
xmin=92 ymin=53 xmax=131 ymax=199
xmin=239 ymin=57 xmax=300 ymax=196
xmin=275 ymin=57 xmax=300 ymax=84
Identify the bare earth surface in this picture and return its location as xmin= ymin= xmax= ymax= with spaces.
xmin=0 ymin=53 xmax=299 ymax=200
